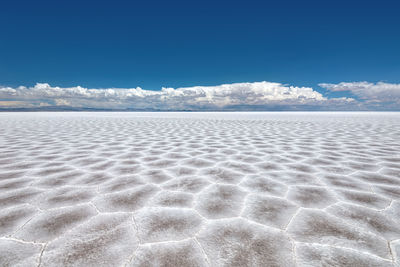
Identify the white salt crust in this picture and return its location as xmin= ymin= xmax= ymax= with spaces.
xmin=0 ymin=112 xmax=399 ymax=266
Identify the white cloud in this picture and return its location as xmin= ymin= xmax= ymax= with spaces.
xmin=54 ymin=99 xmax=71 ymax=106
xmin=319 ymin=81 xmax=400 ymax=103
xmin=0 ymin=81 xmax=355 ymax=110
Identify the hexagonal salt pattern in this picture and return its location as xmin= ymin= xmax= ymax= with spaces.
xmin=0 ymin=112 xmax=399 ymax=266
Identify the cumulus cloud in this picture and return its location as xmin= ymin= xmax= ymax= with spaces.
xmin=319 ymin=81 xmax=400 ymax=104
xmin=54 ymin=99 xmax=71 ymax=106
xmin=0 ymin=81 xmax=356 ymax=110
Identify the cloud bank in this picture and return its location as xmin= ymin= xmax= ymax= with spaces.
xmin=1 ymin=80 xmax=398 ymax=110
xmin=319 ymin=82 xmax=400 ymax=104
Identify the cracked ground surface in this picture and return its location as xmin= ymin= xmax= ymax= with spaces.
xmin=0 ymin=112 xmax=400 ymax=267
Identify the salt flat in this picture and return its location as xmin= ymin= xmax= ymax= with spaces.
xmin=0 ymin=112 xmax=400 ymax=267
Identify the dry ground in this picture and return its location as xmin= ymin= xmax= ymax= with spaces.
xmin=0 ymin=112 xmax=399 ymax=266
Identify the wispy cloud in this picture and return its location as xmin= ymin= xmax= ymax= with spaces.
xmin=0 ymin=80 xmax=379 ymax=110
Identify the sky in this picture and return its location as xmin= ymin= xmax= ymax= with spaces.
xmin=1 ymin=0 xmax=399 ymax=110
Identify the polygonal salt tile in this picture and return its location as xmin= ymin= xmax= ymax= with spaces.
xmin=186 ymin=149 xmax=205 ymax=157
xmin=240 ymin=175 xmax=287 ymax=197
xmin=147 ymin=159 xmax=177 ymax=169
xmin=33 ymin=171 xmax=85 ymax=188
xmin=287 ymin=186 xmax=337 ymax=208
xmin=0 ymin=170 xmax=26 ymax=180
xmin=379 ymin=167 xmax=400 ymax=178
xmin=317 ymin=166 xmax=355 ymax=175
xmin=0 ymin=239 xmax=42 ymax=267
xmin=98 ymin=176 xmax=145 ymax=194
xmin=134 ymin=207 xmax=203 ymax=243
xmin=73 ymin=157 xmax=106 ymax=167
xmin=137 ymin=152 xmax=160 ymax=160
xmin=77 ymin=172 xmax=113 ymax=186
xmin=35 ymin=186 xmax=96 ymax=209
xmin=195 ymin=184 xmax=246 ymax=219
xmin=166 ymin=166 xmax=197 ymax=177
xmin=0 ymin=177 xmax=33 ymax=193
xmin=88 ymin=160 xmax=116 ymax=171
xmin=40 ymin=213 xmax=138 ymax=267
xmin=271 ymin=171 xmax=321 ymax=186
xmin=336 ymin=189 xmax=391 ymax=209
xmin=353 ymin=171 xmax=400 ymax=186
xmin=200 ymin=167 xmax=244 ymax=184
xmin=384 ymin=200 xmax=400 ymax=222
xmin=232 ymin=154 xmax=263 ymax=163
xmin=218 ymin=161 xmax=258 ymax=174
xmin=321 ymin=174 xmax=372 ymax=191
xmin=296 ymin=243 xmax=393 ymax=267
xmin=183 ymin=158 xmax=214 ymax=168
xmin=115 ymin=152 xmax=143 ymax=160
xmin=14 ymin=204 xmax=97 ymax=243
xmin=219 ymin=148 xmax=238 ymax=155
xmin=141 ymin=170 xmax=173 ymax=184
xmin=302 ymin=158 xmax=335 ymax=167
xmin=35 ymin=166 xmax=75 ymax=177
xmin=128 ymin=239 xmax=208 ymax=267
xmin=285 ymin=163 xmax=317 ymax=173
xmin=0 ymin=204 xmax=38 ymax=237
xmin=94 ymin=184 xmax=159 ymax=212
xmin=162 ymin=176 xmax=210 ymax=193
xmin=111 ymin=165 xmax=143 ymax=176
xmin=164 ymin=152 xmax=191 ymax=159
xmin=0 ymin=188 xmax=43 ymax=209
xmin=344 ymin=161 xmax=381 ymax=172
xmin=392 ymin=240 xmax=400 ymax=266
xmin=255 ymin=162 xmax=283 ymax=172
xmin=379 ymin=157 xmax=400 ymax=164
xmin=372 ymin=185 xmax=400 ymax=200
xmin=347 ymin=156 xmax=377 ymax=164
xmin=197 ymin=218 xmax=295 ymax=266
xmin=151 ymin=191 xmax=194 ymax=208
xmin=326 ymin=203 xmax=400 ymax=240
xmin=242 ymin=194 xmax=298 ymax=229
xmin=201 ymin=153 xmax=229 ymax=162
xmin=287 ymin=209 xmax=391 ymax=259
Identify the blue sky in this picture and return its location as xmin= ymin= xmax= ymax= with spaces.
xmin=1 ymin=0 xmax=399 ymax=110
